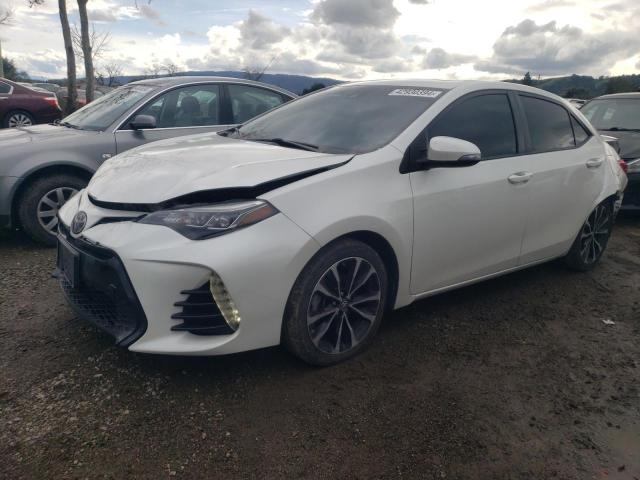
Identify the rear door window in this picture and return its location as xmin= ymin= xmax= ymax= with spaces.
xmin=520 ymin=96 xmax=575 ymax=151
xmin=227 ymin=85 xmax=286 ymax=124
xmin=0 ymin=82 xmax=11 ymax=94
xmin=427 ymin=93 xmax=517 ymax=159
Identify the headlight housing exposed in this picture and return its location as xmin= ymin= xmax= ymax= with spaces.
xmin=139 ymin=200 xmax=278 ymax=240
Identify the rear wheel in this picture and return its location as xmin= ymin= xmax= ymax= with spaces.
xmin=283 ymin=239 xmax=388 ymax=366
xmin=4 ymin=110 xmax=34 ymax=128
xmin=17 ymin=174 xmax=87 ymax=246
xmin=563 ymin=200 xmax=613 ymax=271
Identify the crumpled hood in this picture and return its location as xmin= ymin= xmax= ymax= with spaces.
xmin=0 ymin=123 xmax=95 ymax=149
xmin=88 ymin=132 xmax=351 ymax=204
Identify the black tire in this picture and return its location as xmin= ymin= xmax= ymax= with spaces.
xmin=17 ymin=174 xmax=87 ymax=246
xmin=563 ymin=200 xmax=614 ymax=271
xmin=3 ymin=110 xmax=35 ymax=128
xmin=283 ymin=239 xmax=388 ymax=366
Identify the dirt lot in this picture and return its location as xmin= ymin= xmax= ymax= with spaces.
xmin=1 ymin=212 xmax=639 ymax=480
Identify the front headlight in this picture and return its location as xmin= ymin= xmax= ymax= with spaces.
xmin=627 ymin=159 xmax=640 ymax=174
xmin=138 ymin=200 xmax=279 ymax=240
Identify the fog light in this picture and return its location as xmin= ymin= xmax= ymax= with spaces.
xmin=209 ymin=272 xmax=241 ymax=331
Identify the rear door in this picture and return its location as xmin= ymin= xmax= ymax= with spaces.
xmin=114 ymin=83 xmax=227 ymax=153
xmin=409 ymin=91 xmax=531 ymax=294
xmin=514 ymin=94 xmax=605 ymax=264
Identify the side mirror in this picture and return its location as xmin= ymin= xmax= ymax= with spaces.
xmin=130 ymin=114 xmax=156 ymax=130
xmin=424 ymin=136 xmax=481 ymax=167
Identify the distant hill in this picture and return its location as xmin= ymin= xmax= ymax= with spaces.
xmin=506 ymin=74 xmax=640 ymax=99
xmin=114 ymin=70 xmax=343 ymax=95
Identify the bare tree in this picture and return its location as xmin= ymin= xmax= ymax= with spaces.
xmin=163 ymin=61 xmax=181 ymax=77
xmin=100 ymin=61 xmax=123 ymax=87
xmin=76 ymin=0 xmax=94 ymax=102
xmin=243 ymin=56 xmax=277 ymax=82
xmin=58 ymin=0 xmax=77 ymax=114
xmin=72 ymin=24 xmax=110 ymax=61
xmin=26 ymin=0 xmax=77 ymax=112
xmin=0 ymin=5 xmax=13 ymax=24
xmin=0 ymin=5 xmax=14 ymax=78
xmin=144 ymin=62 xmax=163 ymax=78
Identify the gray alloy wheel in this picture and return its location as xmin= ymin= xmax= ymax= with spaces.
xmin=36 ymin=187 xmax=78 ymax=235
xmin=7 ymin=112 xmax=34 ymax=128
xmin=579 ymin=202 xmax=611 ymax=265
xmin=307 ymin=257 xmax=382 ymax=355
xmin=564 ymin=200 xmax=613 ymax=271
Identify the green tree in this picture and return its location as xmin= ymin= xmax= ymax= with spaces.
xmin=604 ymin=77 xmax=635 ymax=94
xmin=522 ymin=71 xmax=533 ymax=86
xmin=564 ymin=87 xmax=590 ymax=99
xmin=2 ymin=57 xmax=29 ymax=81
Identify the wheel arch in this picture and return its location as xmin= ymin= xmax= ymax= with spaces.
xmin=321 ymin=230 xmax=400 ymax=312
xmin=10 ymin=163 xmax=94 ymax=228
xmin=3 ymin=108 xmax=35 ymax=124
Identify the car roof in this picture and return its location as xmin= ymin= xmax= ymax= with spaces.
xmin=128 ymin=75 xmax=297 ymax=97
xmin=591 ymin=92 xmax=640 ymax=100
xmin=338 ymin=78 xmax=562 ymax=99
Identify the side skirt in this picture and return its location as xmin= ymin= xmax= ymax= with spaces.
xmin=409 ymin=255 xmax=562 ymax=303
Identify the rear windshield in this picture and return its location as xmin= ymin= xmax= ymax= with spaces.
xmin=581 ymin=98 xmax=640 ymax=131
xmin=233 ymin=85 xmax=447 ymax=154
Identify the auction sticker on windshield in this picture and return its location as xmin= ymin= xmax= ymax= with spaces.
xmin=389 ymin=88 xmax=444 ymax=98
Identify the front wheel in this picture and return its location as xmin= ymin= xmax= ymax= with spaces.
xmin=563 ymin=201 xmax=614 ymax=271
xmin=17 ymin=174 xmax=87 ymax=246
xmin=283 ymin=239 xmax=388 ymax=366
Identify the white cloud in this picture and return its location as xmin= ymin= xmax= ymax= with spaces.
xmin=2 ymin=0 xmax=640 ymax=81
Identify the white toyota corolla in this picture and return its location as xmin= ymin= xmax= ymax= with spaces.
xmin=57 ymin=80 xmax=627 ymax=365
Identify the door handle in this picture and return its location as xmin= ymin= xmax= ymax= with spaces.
xmin=586 ymin=157 xmax=603 ymax=168
xmin=508 ymin=171 xmax=532 ymax=184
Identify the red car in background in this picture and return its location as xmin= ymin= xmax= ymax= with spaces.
xmin=0 ymin=78 xmax=62 ymax=128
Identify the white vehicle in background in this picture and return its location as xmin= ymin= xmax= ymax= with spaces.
xmin=57 ymin=80 xmax=627 ymax=365
xmin=568 ymin=98 xmax=587 ymax=108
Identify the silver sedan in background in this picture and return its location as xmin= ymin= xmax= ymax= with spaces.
xmin=0 ymin=76 xmax=296 ymax=244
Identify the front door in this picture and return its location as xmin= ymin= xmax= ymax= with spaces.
xmin=410 ymin=92 xmax=530 ymax=294
xmin=114 ymin=83 xmax=227 ymax=153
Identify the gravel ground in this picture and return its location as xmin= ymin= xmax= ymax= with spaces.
xmin=1 ymin=212 xmax=639 ymax=480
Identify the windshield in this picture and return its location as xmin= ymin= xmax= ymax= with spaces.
xmin=62 ymin=85 xmax=154 ymax=131
xmin=581 ymin=98 xmax=640 ymax=131
xmin=232 ymin=85 xmax=446 ymax=154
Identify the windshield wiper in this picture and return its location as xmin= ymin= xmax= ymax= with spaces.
xmin=59 ymin=121 xmax=81 ymax=130
xmin=602 ymin=127 xmax=640 ymax=133
xmin=249 ymin=137 xmax=319 ymax=152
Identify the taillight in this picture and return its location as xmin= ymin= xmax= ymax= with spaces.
xmin=44 ymin=96 xmax=61 ymax=110
xmin=618 ymin=159 xmax=628 ymax=174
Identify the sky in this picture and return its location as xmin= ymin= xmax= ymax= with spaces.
xmin=1 ymin=0 xmax=640 ymax=81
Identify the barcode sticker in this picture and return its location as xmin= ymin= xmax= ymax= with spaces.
xmin=389 ymin=88 xmax=443 ymax=98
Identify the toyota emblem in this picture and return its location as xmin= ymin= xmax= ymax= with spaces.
xmin=71 ymin=211 xmax=87 ymax=235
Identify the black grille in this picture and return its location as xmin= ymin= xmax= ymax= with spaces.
xmin=171 ymin=283 xmax=234 ymax=335
xmin=56 ymin=223 xmax=147 ymax=346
